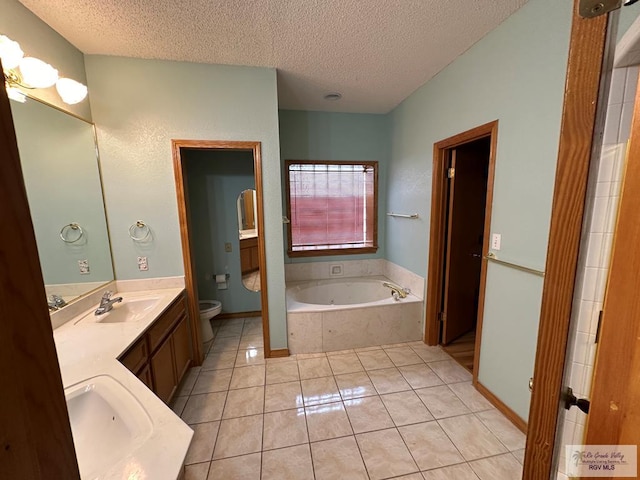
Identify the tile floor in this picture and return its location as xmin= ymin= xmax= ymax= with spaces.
xmin=171 ymin=317 xmax=525 ymax=480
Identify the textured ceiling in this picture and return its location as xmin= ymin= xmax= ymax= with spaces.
xmin=19 ymin=0 xmax=528 ymax=113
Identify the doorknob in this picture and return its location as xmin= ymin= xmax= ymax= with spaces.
xmin=564 ymin=387 xmax=590 ymax=414
xmin=470 ymin=253 xmax=482 ymax=258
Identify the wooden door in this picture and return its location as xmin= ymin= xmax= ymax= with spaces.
xmin=442 ymin=141 xmax=489 ymax=344
xmin=584 ymin=74 xmax=640 ymax=455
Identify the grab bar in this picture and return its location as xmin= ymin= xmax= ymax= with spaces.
xmin=484 ymin=253 xmax=545 ymax=277
xmin=386 ymin=212 xmax=419 ymax=219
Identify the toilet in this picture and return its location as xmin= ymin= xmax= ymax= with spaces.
xmin=199 ymin=300 xmax=222 ymax=343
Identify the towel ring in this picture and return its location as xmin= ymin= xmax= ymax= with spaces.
xmin=60 ymin=223 xmax=84 ymax=243
xmin=129 ymin=221 xmax=151 ymax=242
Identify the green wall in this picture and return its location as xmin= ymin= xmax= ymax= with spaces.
xmin=386 ymin=0 xmax=574 ymax=420
xmin=185 ymin=150 xmax=261 ymax=312
xmin=85 ymin=56 xmax=287 ymax=349
xmin=278 ymin=110 xmax=390 ymax=263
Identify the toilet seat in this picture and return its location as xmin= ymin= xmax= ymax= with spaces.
xmin=199 ymin=300 xmax=222 ymax=321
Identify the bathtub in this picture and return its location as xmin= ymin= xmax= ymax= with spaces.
xmin=286 ymin=276 xmax=423 ymax=353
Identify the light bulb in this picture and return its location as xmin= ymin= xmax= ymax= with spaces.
xmin=19 ymin=57 xmax=58 ymax=88
xmin=0 ymin=35 xmax=24 ymax=70
xmin=56 ymin=77 xmax=88 ymax=104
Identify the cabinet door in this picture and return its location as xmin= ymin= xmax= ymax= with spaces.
xmin=151 ymin=338 xmax=176 ymax=404
xmin=173 ymin=316 xmax=192 ymax=386
xmin=240 ymin=246 xmax=252 ymax=274
xmin=137 ymin=364 xmax=153 ymax=391
xmin=250 ymin=245 xmax=260 ymax=271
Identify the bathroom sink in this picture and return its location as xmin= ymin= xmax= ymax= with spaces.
xmin=65 ymin=375 xmax=153 ymax=479
xmin=75 ymin=296 xmax=161 ymax=325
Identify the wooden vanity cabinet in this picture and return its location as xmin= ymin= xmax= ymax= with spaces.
xmin=118 ymin=292 xmax=192 ymax=404
xmin=240 ymin=236 xmax=259 ymax=274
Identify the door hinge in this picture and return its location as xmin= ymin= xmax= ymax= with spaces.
xmin=448 ymin=167 xmax=455 ymax=179
xmin=438 ymin=312 xmax=446 ymax=322
xmin=579 ymin=0 xmax=622 ymax=18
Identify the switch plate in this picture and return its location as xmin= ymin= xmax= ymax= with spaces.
xmin=491 ymin=233 xmax=502 ymax=251
xmin=78 ymin=259 xmax=90 ymax=275
xmin=138 ymin=256 xmax=148 ymax=271
xmin=225 ymin=242 xmax=232 ymax=253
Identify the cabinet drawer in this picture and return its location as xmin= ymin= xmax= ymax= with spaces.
xmin=148 ymin=294 xmax=186 ymax=352
xmin=119 ymin=336 xmax=148 ymax=373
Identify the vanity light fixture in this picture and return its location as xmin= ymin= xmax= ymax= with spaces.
xmin=0 ymin=34 xmax=88 ymax=105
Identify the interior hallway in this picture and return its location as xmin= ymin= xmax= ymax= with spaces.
xmin=170 ymin=318 xmax=525 ymax=479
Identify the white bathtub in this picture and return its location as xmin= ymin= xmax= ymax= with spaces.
xmin=286 ymin=276 xmax=423 ymax=353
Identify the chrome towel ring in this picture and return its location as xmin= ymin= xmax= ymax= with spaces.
xmin=129 ymin=220 xmax=151 ymax=242
xmin=60 ymin=223 xmax=84 ymax=243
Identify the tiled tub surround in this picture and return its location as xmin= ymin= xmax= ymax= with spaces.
xmin=176 ymin=317 xmax=525 ymax=480
xmin=53 ymin=281 xmax=193 ymax=479
xmin=285 ymin=260 xmax=425 ymax=353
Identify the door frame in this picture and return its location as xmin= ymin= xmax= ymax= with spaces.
xmin=425 ymin=120 xmax=498 ymax=389
xmin=172 ymin=140 xmax=271 ymax=363
xmin=524 ymin=3 xmax=609 ymax=478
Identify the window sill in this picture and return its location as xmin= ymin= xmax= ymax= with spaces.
xmin=288 ymin=245 xmax=378 ymax=258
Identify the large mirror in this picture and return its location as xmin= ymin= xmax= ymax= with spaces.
xmin=10 ymin=97 xmax=114 ymax=307
xmin=237 ymin=189 xmax=260 ymax=292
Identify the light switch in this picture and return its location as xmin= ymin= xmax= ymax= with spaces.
xmin=225 ymin=242 xmax=232 ymax=253
xmin=491 ymin=233 xmax=502 ymax=251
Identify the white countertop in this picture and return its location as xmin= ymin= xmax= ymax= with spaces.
xmin=54 ymin=287 xmax=193 ymax=480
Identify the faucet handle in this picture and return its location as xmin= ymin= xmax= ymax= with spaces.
xmin=101 ymin=290 xmax=113 ymax=299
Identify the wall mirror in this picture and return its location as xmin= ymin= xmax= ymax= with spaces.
xmin=10 ymin=97 xmax=114 ymax=307
xmin=237 ymin=189 xmax=260 ymax=292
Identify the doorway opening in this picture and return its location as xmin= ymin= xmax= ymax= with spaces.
xmin=425 ymin=121 xmax=497 ymax=381
xmin=172 ymin=140 xmax=270 ymax=364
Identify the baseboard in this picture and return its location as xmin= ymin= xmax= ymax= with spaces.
xmin=269 ymin=348 xmax=290 ymax=358
xmin=217 ymin=310 xmax=262 ymax=320
xmin=475 ymin=381 xmax=528 ymax=434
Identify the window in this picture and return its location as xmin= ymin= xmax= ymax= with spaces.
xmin=285 ymin=160 xmax=378 ymax=256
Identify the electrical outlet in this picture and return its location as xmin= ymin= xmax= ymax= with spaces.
xmin=491 ymin=233 xmax=502 ymax=251
xmin=138 ymin=256 xmax=148 ymax=271
xmin=225 ymin=242 xmax=232 ymax=253
xmin=78 ymin=259 xmax=90 ymax=275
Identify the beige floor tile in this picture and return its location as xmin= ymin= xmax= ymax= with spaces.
xmin=335 ymin=371 xmax=378 ymax=400
xmin=201 ymin=350 xmax=236 ymax=371
xmin=343 ymin=395 xmax=394 ymax=433
xmin=428 ymin=360 xmax=473 ymax=384
xmin=184 ymin=462 xmax=210 ymax=480
xmin=191 ymin=368 xmax=233 ymax=394
xmin=235 ymin=347 xmax=265 ymax=367
xmin=356 ymin=428 xmax=419 ymax=480
xmin=301 ymin=376 xmax=341 ymax=406
xmin=381 ymin=391 xmax=434 ymax=426
xmin=398 ymin=421 xmax=464 ymax=470
xmin=476 ymin=409 xmax=526 ymax=451
xmin=415 ymin=385 xmax=471 ymax=419
xmin=222 ymin=386 xmax=265 ymax=419
xmin=328 ymin=353 xmax=364 ymax=375
xmin=298 ymin=356 xmax=333 ymax=379
xmin=512 ymin=448 xmax=525 ymax=464
xmin=264 ymin=380 xmax=303 ymax=412
xmin=176 ymin=367 xmax=201 ymax=396
xmin=171 ymin=395 xmax=188 ymax=416
xmin=207 ymin=452 xmax=261 ymax=480
xmin=211 ymin=335 xmax=241 ymax=352
xmin=411 ymin=345 xmax=452 ymax=363
xmin=384 ymin=346 xmax=424 ymax=366
xmin=305 ymin=401 xmax=353 ymax=442
xmin=357 ymin=349 xmax=395 ymax=370
xmin=185 ymin=421 xmax=220 ymax=464
xmin=261 ymin=444 xmax=314 ymax=480
xmin=311 ymin=436 xmax=368 ymax=480
xmin=266 ymin=360 xmax=300 ymax=384
xmin=448 ymin=382 xmax=494 ymax=412
xmin=296 ymin=352 xmax=327 ymax=359
xmin=326 ymin=349 xmax=355 ymax=356
xmin=266 ymin=354 xmax=297 ymax=364
xmin=438 ymin=414 xmax=508 ymax=461
xmin=229 ymin=365 xmax=265 ymax=389
xmin=367 ymin=367 xmax=412 ymax=394
xmin=355 ymin=345 xmax=382 ymax=352
xmin=216 ymin=325 xmax=243 ymax=338
xmin=239 ymin=334 xmax=263 ymax=349
xmin=469 ymin=453 xmax=523 ymax=480
xmin=263 ymin=408 xmax=309 ymax=450
xmin=421 ymin=463 xmax=480 ymax=480
xmin=398 ymin=363 xmax=444 ymax=389
xmin=182 ymin=392 xmax=227 ymax=424
xmin=212 ymin=414 xmax=263 ymax=459
xmin=242 ymin=321 xmax=263 ymax=337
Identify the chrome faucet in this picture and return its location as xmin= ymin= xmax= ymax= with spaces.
xmin=383 ymin=282 xmax=410 ymax=300
xmin=47 ymin=294 xmax=67 ymax=311
xmin=95 ymin=291 xmax=123 ymax=315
